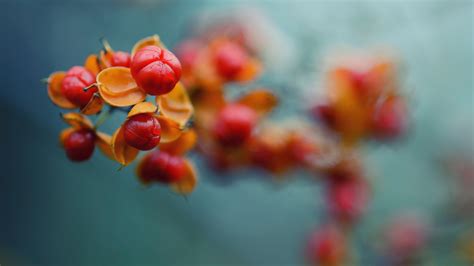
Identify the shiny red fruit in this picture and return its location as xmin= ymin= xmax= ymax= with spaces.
xmin=307 ymin=225 xmax=347 ymax=266
xmin=110 ymin=51 xmax=131 ymax=67
xmin=214 ymin=42 xmax=247 ymax=80
xmin=64 ymin=129 xmax=96 ymax=162
xmin=130 ymin=46 xmax=182 ymax=95
xmin=138 ymin=150 xmax=186 ymax=184
xmin=213 ymin=104 xmax=257 ymax=147
xmin=123 ymin=113 xmax=161 ymax=151
xmin=61 ymin=66 xmax=97 ymax=107
xmin=372 ymin=96 xmax=407 ymax=140
xmin=327 ymin=178 xmax=369 ymax=223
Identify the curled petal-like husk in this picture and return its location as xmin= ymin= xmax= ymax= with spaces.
xmin=61 ymin=113 xmax=93 ymax=129
xmin=127 ymin=102 xmax=158 ymax=118
xmin=80 ymin=93 xmax=104 ymax=115
xmin=155 ymin=115 xmax=182 ymax=143
xmin=236 ymin=89 xmax=278 ymax=116
xmin=96 ymin=67 xmax=146 ymax=107
xmin=95 ymin=131 xmax=115 ymax=160
xmin=84 ymin=54 xmax=101 ymax=76
xmin=235 ymin=58 xmax=262 ymax=82
xmin=170 ymin=159 xmax=198 ymax=195
xmin=156 ymin=82 xmax=194 ymax=127
xmin=159 ymin=129 xmax=197 ymax=156
xmin=47 ymin=72 xmax=76 ymax=109
xmin=111 ymin=126 xmax=139 ymax=165
xmin=59 ymin=127 xmax=75 ymax=146
xmin=131 ymin=35 xmax=161 ymax=57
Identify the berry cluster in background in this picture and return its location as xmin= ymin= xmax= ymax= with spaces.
xmin=45 ymin=14 xmax=473 ymax=263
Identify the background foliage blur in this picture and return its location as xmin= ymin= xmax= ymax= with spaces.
xmin=0 ymin=0 xmax=472 ymax=265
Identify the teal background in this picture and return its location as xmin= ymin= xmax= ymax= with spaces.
xmin=0 ymin=0 xmax=472 ymax=265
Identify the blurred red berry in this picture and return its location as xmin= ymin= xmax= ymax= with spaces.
xmin=110 ymin=51 xmax=131 ymax=67
xmin=131 ymin=46 xmax=182 ymax=95
xmin=63 ymin=129 xmax=96 ymax=162
xmin=213 ymin=104 xmax=257 ymax=147
xmin=386 ymin=215 xmax=427 ymax=258
xmin=138 ymin=150 xmax=186 ymax=184
xmin=61 ymin=66 xmax=97 ymax=107
xmin=123 ymin=113 xmax=161 ymax=151
xmin=176 ymin=40 xmax=202 ymax=70
xmin=327 ymin=178 xmax=369 ymax=223
xmin=214 ymin=42 xmax=248 ymax=80
xmin=372 ymin=96 xmax=407 ymax=140
xmin=307 ymin=225 xmax=347 ymax=266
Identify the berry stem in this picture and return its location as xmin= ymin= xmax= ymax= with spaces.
xmin=94 ymin=105 xmax=115 ymax=129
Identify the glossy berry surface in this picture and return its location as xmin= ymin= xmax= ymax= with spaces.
xmin=123 ymin=113 xmax=161 ymax=151
xmin=61 ymin=66 xmax=97 ymax=107
xmin=64 ymin=129 xmax=96 ymax=162
xmin=213 ymin=104 xmax=257 ymax=147
xmin=214 ymin=42 xmax=247 ymax=80
xmin=110 ymin=51 xmax=131 ymax=67
xmin=130 ymin=46 xmax=182 ymax=95
xmin=138 ymin=150 xmax=186 ymax=184
xmin=372 ymin=96 xmax=407 ymax=140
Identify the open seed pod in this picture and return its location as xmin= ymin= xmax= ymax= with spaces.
xmin=96 ymin=67 xmax=146 ymax=107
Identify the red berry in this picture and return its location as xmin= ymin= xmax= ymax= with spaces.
xmin=138 ymin=150 xmax=186 ymax=184
xmin=63 ymin=129 xmax=96 ymax=162
xmin=213 ymin=104 xmax=257 ymax=147
xmin=110 ymin=51 xmax=131 ymax=67
xmin=214 ymin=42 xmax=248 ymax=80
xmin=123 ymin=113 xmax=161 ymax=151
xmin=386 ymin=215 xmax=427 ymax=258
xmin=327 ymin=178 xmax=369 ymax=223
xmin=307 ymin=225 xmax=347 ymax=266
xmin=61 ymin=66 xmax=97 ymax=107
xmin=130 ymin=46 xmax=182 ymax=95
xmin=372 ymin=96 xmax=407 ymax=140
xmin=176 ymin=40 xmax=201 ymax=70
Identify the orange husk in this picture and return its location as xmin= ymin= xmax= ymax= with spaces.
xmin=95 ymin=131 xmax=115 ymax=160
xmin=59 ymin=127 xmax=75 ymax=146
xmin=111 ymin=126 xmax=139 ymax=166
xmin=235 ymin=58 xmax=262 ymax=82
xmin=331 ymin=80 xmax=371 ymax=146
xmin=96 ymin=67 xmax=146 ymax=107
xmin=47 ymin=71 xmax=76 ymax=109
xmin=236 ymin=89 xmax=278 ymax=116
xmin=159 ymin=129 xmax=197 ymax=156
xmin=80 ymin=93 xmax=104 ymax=115
xmin=155 ymin=115 xmax=182 ymax=143
xmin=170 ymin=159 xmax=198 ymax=195
xmin=84 ymin=54 xmax=101 ymax=76
xmin=127 ymin=102 xmax=158 ymax=118
xmin=61 ymin=113 xmax=93 ymax=129
xmin=156 ymin=82 xmax=194 ymax=127
xmin=131 ymin=35 xmax=161 ymax=56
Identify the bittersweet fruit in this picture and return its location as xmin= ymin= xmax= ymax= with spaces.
xmin=138 ymin=150 xmax=186 ymax=184
xmin=63 ymin=128 xmax=96 ymax=162
xmin=61 ymin=66 xmax=97 ymax=107
xmin=214 ymin=42 xmax=247 ymax=80
xmin=213 ymin=104 xmax=257 ymax=147
xmin=123 ymin=113 xmax=161 ymax=151
xmin=110 ymin=51 xmax=131 ymax=67
xmin=130 ymin=46 xmax=182 ymax=95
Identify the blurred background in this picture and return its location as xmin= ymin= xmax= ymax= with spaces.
xmin=0 ymin=0 xmax=472 ymax=265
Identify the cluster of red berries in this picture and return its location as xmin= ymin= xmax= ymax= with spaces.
xmin=47 ymin=35 xmax=197 ymax=194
